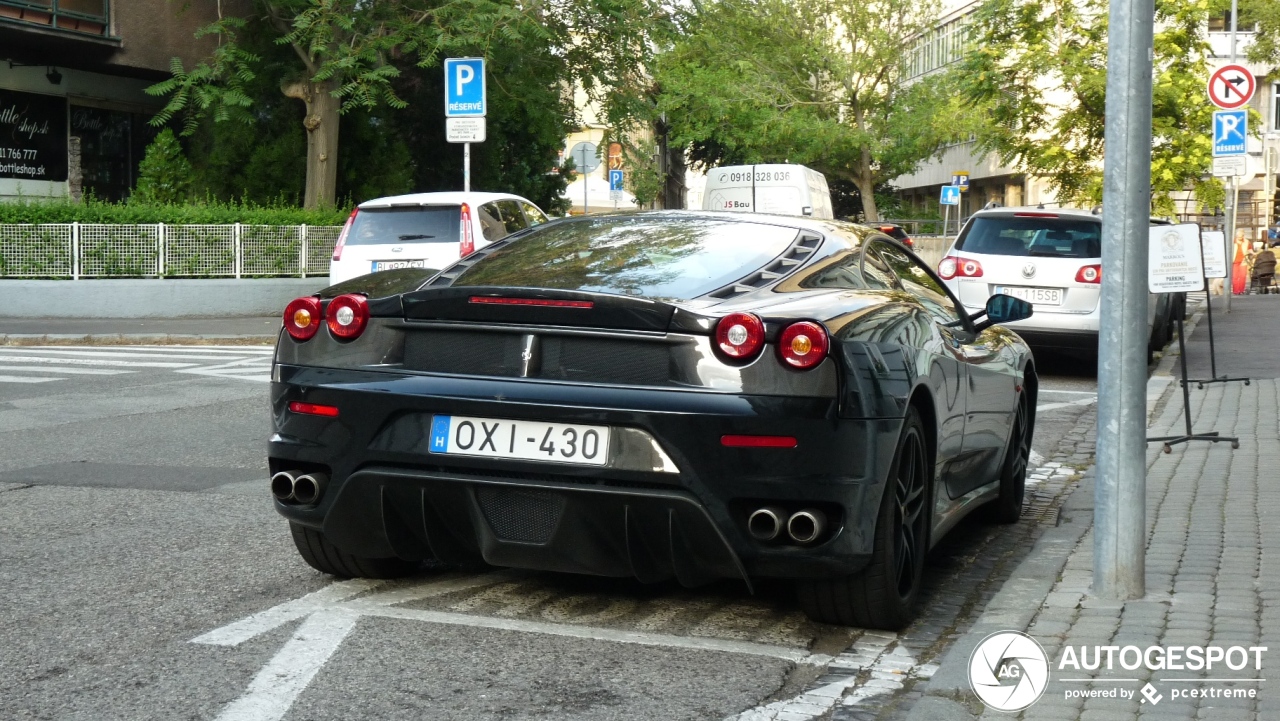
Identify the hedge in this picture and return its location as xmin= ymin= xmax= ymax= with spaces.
xmin=0 ymin=198 xmax=351 ymax=226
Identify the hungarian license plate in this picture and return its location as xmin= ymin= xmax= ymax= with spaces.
xmin=372 ymin=259 xmax=429 ymax=272
xmin=994 ymin=286 xmax=1063 ymax=306
xmin=428 ymin=415 xmax=610 ymax=466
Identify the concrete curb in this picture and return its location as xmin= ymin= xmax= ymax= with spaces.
xmin=902 ymin=300 xmax=1208 ymax=720
xmin=0 ymin=334 xmax=275 ymax=346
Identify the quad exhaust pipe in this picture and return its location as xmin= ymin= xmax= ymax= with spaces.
xmin=270 ymin=471 xmax=298 ymax=502
xmin=748 ymin=506 xmax=827 ymax=544
xmin=787 ymin=509 xmax=826 ymax=545
xmin=291 ymin=473 xmax=327 ymax=505
xmin=270 ymin=470 xmax=328 ymax=504
xmin=747 ymin=507 xmax=786 ymax=541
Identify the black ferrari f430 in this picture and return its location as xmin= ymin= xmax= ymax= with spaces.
xmin=269 ymin=211 xmax=1037 ymax=630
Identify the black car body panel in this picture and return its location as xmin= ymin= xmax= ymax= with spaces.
xmin=270 ymin=211 xmax=1034 ymax=590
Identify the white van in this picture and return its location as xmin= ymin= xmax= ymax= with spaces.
xmin=701 ymin=164 xmax=834 ymax=219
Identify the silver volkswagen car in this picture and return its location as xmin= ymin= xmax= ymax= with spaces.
xmin=937 ymin=206 xmax=1174 ymax=361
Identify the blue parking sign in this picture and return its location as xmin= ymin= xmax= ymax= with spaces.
xmin=1212 ymin=110 xmax=1247 ymax=156
xmin=940 ymin=185 xmax=961 ymax=206
xmin=609 ymin=169 xmax=624 ymax=191
xmin=444 ymin=58 xmax=486 ymax=117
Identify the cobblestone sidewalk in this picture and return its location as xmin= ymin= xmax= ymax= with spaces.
xmin=896 ymin=296 xmax=1280 ymax=721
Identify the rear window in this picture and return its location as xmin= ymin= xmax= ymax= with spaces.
xmin=347 ymin=207 xmax=460 ymax=246
xmin=956 ymin=216 xmax=1101 ymax=258
xmin=451 ymin=216 xmax=802 ymax=300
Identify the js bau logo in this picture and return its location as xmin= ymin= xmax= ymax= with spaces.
xmin=969 ymin=630 xmax=1268 ymax=712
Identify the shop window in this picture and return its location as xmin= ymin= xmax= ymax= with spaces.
xmin=70 ymin=105 xmax=156 ymax=202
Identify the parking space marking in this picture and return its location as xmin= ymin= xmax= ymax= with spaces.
xmin=0 ymin=365 xmax=134 ymax=375
xmin=198 ymin=571 xmax=825 ymax=721
xmin=1037 ymin=396 xmax=1098 ymax=413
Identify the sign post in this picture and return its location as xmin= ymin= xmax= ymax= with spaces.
xmin=1095 ymin=0 xmax=1154 ymax=602
xmin=940 ymin=184 xmax=960 ymax=236
xmin=444 ymin=58 xmax=486 ymax=192
xmin=1181 ymin=229 xmax=1249 ymax=388
xmin=1208 ymin=57 xmax=1257 ymax=314
xmin=569 ymin=141 xmax=600 ymax=215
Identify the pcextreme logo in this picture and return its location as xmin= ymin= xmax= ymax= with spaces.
xmin=969 ymin=631 xmax=1050 ymax=712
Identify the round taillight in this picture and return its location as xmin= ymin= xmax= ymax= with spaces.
xmin=962 ymin=259 xmax=981 ymax=277
xmin=715 ymin=312 xmax=764 ymax=361
xmin=283 ymin=297 xmax=322 ymax=341
xmin=326 ymin=294 xmax=369 ymax=340
xmin=938 ymin=257 xmax=957 ymax=280
xmin=779 ymin=321 xmax=829 ymax=370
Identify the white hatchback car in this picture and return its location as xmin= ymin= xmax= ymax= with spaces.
xmin=937 ymin=207 xmax=1173 ymax=360
xmin=328 ymin=192 xmax=550 ymax=285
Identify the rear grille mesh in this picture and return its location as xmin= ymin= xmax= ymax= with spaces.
xmin=402 ymin=329 xmax=674 ymax=386
xmin=476 ymin=487 xmax=564 ymax=543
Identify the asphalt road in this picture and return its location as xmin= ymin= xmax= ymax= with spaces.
xmin=0 ymin=343 xmax=1100 ymax=721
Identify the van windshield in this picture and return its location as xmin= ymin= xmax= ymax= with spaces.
xmin=956 ymin=216 xmax=1101 ymax=258
xmin=347 ymin=207 xmax=460 ymax=245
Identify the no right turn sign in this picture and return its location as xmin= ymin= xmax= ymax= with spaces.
xmin=1207 ymin=64 xmax=1255 ymax=109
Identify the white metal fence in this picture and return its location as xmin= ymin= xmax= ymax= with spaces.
xmin=0 ymin=223 xmax=343 ymax=279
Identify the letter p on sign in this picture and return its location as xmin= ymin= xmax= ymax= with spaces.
xmin=444 ymin=58 xmax=486 ymax=117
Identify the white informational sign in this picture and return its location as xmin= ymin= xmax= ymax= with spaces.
xmin=445 ymin=117 xmax=486 ymax=143
xmin=1200 ymin=230 xmax=1228 ymax=279
xmin=1148 ymin=224 xmax=1206 ymax=293
xmin=1212 ymin=155 xmax=1248 ymax=177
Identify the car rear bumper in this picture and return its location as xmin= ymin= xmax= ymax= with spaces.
xmin=269 ymin=365 xmax=899 ymax=584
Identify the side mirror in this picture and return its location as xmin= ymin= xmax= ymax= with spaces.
xmin=973 ymin=294 xmax=1033 ymax=332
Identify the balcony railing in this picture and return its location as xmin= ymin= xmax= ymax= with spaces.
xmin=0 ymin=0 xmax=109 ymax=37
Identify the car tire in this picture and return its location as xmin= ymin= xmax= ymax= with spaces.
xmin=289 ymin=522 xmax=420 ymax=579
xmin=988 ymin=388 xmax=1032 ymax=524
xmin=798 ymin=407 xmax=929 ymax=630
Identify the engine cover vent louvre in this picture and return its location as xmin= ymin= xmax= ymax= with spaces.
xmin=707 ymin=230 xmax=823 ymax=299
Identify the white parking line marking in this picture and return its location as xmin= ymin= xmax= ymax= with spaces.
xmin=198 ymin=572 xmax=822 ymax=721
xmin=213 ymin=609 xmax=360 ymax=721
xmin=0 ymin=375 xmax=63 ymax=383
xmin=1037 ymin=397 xmax=1098 ymax=413
xmin=1038 ymin=389 xmax=1096 ymax=395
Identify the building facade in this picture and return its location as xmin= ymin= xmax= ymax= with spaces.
xmin=890 ymin=2 xmax=1279 ymax=237
xmin=0 ymin=0 xmax=233 ymax=202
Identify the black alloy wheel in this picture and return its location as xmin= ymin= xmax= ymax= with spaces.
xmin=989 ymin=389 xmax=1031 ymax=524
xmin=892 ymin=423 xmax=929 ymax=598
xmin=798 ymin=407 xmax=930 ymax=630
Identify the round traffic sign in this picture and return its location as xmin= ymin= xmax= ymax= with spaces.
xmin=1207 ymin=64 xmax=1255 ymax=109
xmin=569 ymin=142 xmax=600 ymax=174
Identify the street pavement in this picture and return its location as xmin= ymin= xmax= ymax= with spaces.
xmin=0 ymin=317 xmax=280 ymax=343
xmin=0 ymin=333 xmax=1107 ymax=719
xmin=864 ymin=293 xmax=1280 ymax=721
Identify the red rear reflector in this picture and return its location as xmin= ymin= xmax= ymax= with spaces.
xmin=288 ymin=401 xmax=339 ymax=417
xmin=721 ymin=435 xmax=798 ymax=448
xmin=468 ymin=296 xmax=594 ymax=308
xmin=1013 ymin=212 xmax=1059 ymax=218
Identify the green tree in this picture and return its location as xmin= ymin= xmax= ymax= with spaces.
xmin=132 ymin=129 xmax=194 ymax=204
xmin=960 ymin=0 xmax=1224 ymax=214
xmin=651 ymin=0 xmax=965 ymax=220
xmin=1239 ymin=0 xmax=1280 ymax=69
xmin=149 ymin=0 xmax=666 ymax=210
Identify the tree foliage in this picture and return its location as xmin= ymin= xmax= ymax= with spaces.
xmin=1239 ymin=0 xmax=1280 ymax=69
xmin=150 ymin=0 xmax=668 ymax=210
xmin=132 ymin=129 xmax=194 ymax=204
xmin=650 ymin=0 xmax=967 ymax=220
xmin=960 ymin=0 xmax=1224 ymax=214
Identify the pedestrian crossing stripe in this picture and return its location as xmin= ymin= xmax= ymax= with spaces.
xmin=0 ymin=345 xmax=273 ymax=385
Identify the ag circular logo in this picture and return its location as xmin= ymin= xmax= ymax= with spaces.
xmin=968 ymin=631 xmax=1050 ymax=712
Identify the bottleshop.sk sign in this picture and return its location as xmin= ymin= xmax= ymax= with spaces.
xmin=0 ymin=89 xmax=68 ymax=182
